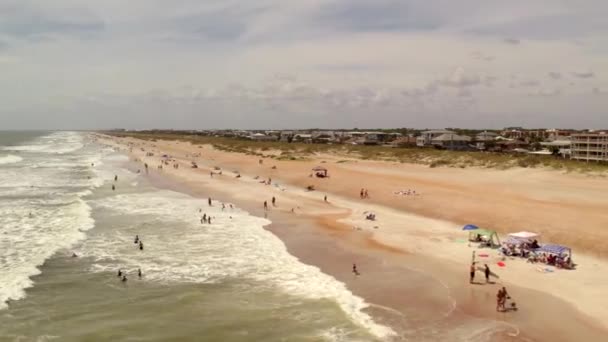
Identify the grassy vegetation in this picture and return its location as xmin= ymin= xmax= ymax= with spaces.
xmin=106 ymin=132 xmax=608 ymax=174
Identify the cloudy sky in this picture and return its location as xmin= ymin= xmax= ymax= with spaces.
xmin=1 ymin=0 xmax=607 ymax=129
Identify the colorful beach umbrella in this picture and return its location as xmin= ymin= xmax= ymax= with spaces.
xmin=462 ymin=224 xmax=479 ymax=231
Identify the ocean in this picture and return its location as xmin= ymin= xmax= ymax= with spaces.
xmin=0 ymin=131 xmax=392 ymax=341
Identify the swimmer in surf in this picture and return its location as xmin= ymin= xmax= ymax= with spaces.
xmin=134 ymin=235 xmax=139 ymax=244
xmin=138 ymin=268 xmax=142 ymax=278
xmin=117 ymin=269 xmax=122 ymax=277
xmin=122 ymin=275 xmax=127 ymax=282
xmin=139 ymin=241 xmax=144 ymax=251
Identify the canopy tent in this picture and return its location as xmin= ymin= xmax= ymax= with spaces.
xmin=535 ymin=244 xmax=571 ymax=257
xmin=462 ymin=224 xmax=479 ymax=231
xmin=468 ymin=229 xmax=501 ymax=247
xmin=508 ymin=231 xmax=539 ymax=240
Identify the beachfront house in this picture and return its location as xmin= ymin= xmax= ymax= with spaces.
xmin=475 ymin=131 xmax=499 ymax=141
xmin=430 ymin=133 xmax=472 ymax=150
xmin=540 ymin=139 xmax=572 ymax=157
xmin=249 ymin=133 xmax=278 ymax=141
xmin=475 ymin=131 xmax=499 ymax=150
xmin=292 ymin=134 xmax=313 ymax=143
xmin=416 ymin=130 xmax=455 ymax=147
xmin=312 ymin=131 xmax=337 ymax=143
xmin=570 ymin=133 xmax=608 ymax=162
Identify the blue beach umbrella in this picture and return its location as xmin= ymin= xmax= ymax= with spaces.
xmin=462 ymin=224 xmax=479 ymax=231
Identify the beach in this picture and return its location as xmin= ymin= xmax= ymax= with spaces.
xmin=96 ymin=133 xmax=608 ymax=341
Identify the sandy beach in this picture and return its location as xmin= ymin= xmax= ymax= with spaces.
xmin=99 ymin=134 xmax=608 ymax=341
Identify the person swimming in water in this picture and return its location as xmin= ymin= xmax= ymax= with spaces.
xmin=138 ymin=268 xmax=142 ymax=278
xmin=134 ymin=235 xmax=139 ymax=244
xmin=114 ymin=175 xmax=118 ymax=182
xmin=117 ymin=269 xmax=122 ymax=277
xmin=111 ymin=184 xmax=115 ymax=191
xmin=139 ymin=241 xmax=144 ymax=251
xmin=122 ymin=275 xmax=127 ymax=282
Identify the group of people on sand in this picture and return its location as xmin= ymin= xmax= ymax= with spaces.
xmin=469 ymin=262 xmax=517 ymax=313
xmin=496 ymin=287 xmax=515 ymax=312
xmin=469 ymin=262 xmax=493 ymax=284
xmin=359 ymin=188 xmax=369 ymax=199
xmin=116 ymin=235 xmax=145 ymax=283
xmin=393 ymin=189 xmax=417 ymax=196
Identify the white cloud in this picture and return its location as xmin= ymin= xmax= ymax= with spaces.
xmin=548 ymin=71 xmax=562 ymax=79
xmin=572 ymin=71 xmax=595 ymax=78
xmin=1 ymin=0 xmax=608 ymax=129
xmin=440 ymin=67 xmax=480 ymax=88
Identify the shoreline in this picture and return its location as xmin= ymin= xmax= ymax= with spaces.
xmin=101 ymin=134 xmax=608 ymax=341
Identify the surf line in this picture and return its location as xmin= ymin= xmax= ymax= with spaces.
xmin=368 ymin=303 xmax=407 ymax=319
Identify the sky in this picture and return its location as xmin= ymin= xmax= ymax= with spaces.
xmin=0 ymin=0 xmax=607 ymax=130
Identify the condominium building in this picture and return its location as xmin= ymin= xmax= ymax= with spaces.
xmin=570 ymin=133 xmax=608 ymax=162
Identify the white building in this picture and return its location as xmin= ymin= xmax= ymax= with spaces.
xmin=417 ymin=130 xmax=455 ymax=146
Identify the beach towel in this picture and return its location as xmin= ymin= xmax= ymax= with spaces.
xmin=478 ymin=254 xmax=489 ymax=257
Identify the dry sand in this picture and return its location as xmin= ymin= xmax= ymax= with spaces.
xmin=98 ymin=135 xmax=608 ymax=341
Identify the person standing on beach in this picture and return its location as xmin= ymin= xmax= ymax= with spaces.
xmin=264 ymin=201 xmax=268 ymax=210
xmin=111 ymin=184 xmax=115 ymax=191
xmin=324 ymin=195 xmax=328 ymax=202
xmin=272 ymin=197 xmax=276 ymax=206
xmin=114 ymin=175 xmax=118 ymax=182
xmin=208 ymin=198 xmax=212 ymax=206
xmin=470 ymin=263 xmax=476 ymax=283
xmin=352 ymin=263 xmax=359 ymax=276
xmin=484 ymin=264 xmax=491 ymax=283
xmin=360 ymin=189 xmax=364 ymax=198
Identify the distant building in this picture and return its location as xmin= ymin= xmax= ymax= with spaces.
xmin=571 ymin=133 xmax=608 ymax=162
xmin=417 ymin=130 xmax=455 ymax=146
xmin=546 ymin=129 xmax=574 ymax=141
xmin=292 ymin=134 xmax=312 ymax=143
xmin=475 ymin=131 xmax=499 ymax=141
xmin=249 ymin=133 xmax=278 ymax=141
xmin=430 ymin=133 xmax=472 ymax=150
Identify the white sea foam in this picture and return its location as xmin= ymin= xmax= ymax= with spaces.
xmin=0 ymin=132 xmax=102 ymax=309
xmin=0 ymin=155 xmax=23 ymax=165
xmin=2 ymin=132 xmax=84 ymax=155
xmin=81 ymin=190 xmax=395 ymax=339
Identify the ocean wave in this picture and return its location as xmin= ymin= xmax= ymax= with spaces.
xmin=0 ymin=155 xmax=23 ymax=165
xmin=0 ymin=197 xmax=95 ymax=310
xmin=0 ymin=132 xmax=103 ymax=310
xmin=2 ymin=132 xmax=85 ymax=155
xmin=81 ymin=190 xmax=395 ymax=339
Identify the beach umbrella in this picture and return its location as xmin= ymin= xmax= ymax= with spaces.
xmin=462 ymin=224 xmax=479 ymax=231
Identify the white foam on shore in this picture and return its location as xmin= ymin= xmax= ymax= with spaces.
xmin=81 ymin=190 xmax=395 ymax=339
xmin=0 ymin=155 xmax=23 ymax=165
xmin=0 ymin=132 xmax=103 ymax=309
